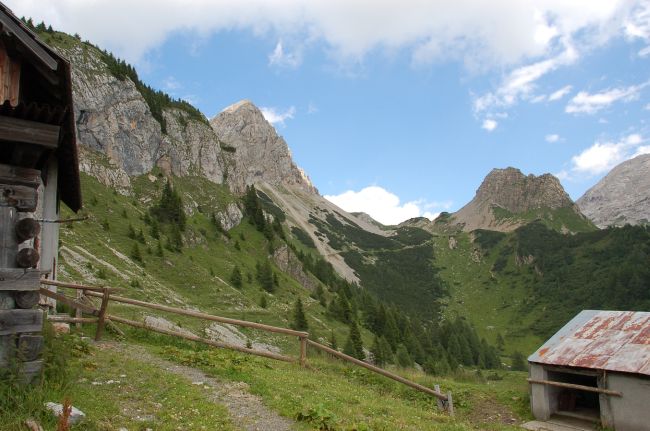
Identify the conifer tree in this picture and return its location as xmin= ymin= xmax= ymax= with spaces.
xmin=230 ymin=265 xmax=243 ymax=289
xmin=396 ymin=344 xmax=413 ymax=368
xmin=291 ymin=298 xmax=309 ymax=331
xmin=256 ymin=260 xmax=275 ymax=293
xmin=259 ymin=295 xmax=268 ymax=309
xmin=343 ymin=320 xmax=365 ymax=360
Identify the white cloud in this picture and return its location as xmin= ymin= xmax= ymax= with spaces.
xmin=268 ymin=41 xmax=302 ymax=68
xmin=564 ymin=133 xmax=647 ymax=177
xmin=5 ymin=0 xmax=636 ymax=67
xmin=473 ymin=45 xmax=578 ymax=114
xmin=565 ymin=82 xmax=648 ymax=114
xmin=324 ymin=186 xmax=448 ymax=225
xmin=260 ymin=106 xmax=296 ymax=126
xmin=545 ymin=134 xmax=560 ymax=143
xmin=482 ymin=119 xmax=498 ymax=131
xmin=645 ymin=103 xmax=650 ymax=110
xmin=548 ymin=85 xmax=573 ymax=101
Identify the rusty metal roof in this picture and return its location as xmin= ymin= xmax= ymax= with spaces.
xmin=529 ymin=310 xmax=650 ymax=376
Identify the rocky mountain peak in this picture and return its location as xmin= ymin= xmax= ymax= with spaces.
xmin=451 ymin=167 xmax=583 ymax=232
xmin=210 ymin=100 xmax=317 ymax=195
xmin=474 ymin=167 xmax=573 ymax=213
xmin=577 ymin=154 xmax=650 ymax=228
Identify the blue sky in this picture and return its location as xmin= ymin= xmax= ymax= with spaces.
xmin=12 ymin=1 xmax=650 ymax=224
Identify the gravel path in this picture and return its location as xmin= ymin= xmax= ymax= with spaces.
xmin=112 ymin=343 xmax=295 ymax=431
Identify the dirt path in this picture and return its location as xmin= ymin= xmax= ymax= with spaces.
xmin=111 ymin=342 xmax=295 ymax=431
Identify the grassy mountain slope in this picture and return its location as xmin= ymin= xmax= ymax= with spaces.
xmin=433 ymin=223 xmax=650 ymax=355
xmin=58 ymin=166 xmax=366 ymax=354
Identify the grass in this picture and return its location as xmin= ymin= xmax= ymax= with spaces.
xmin=2 ymin=325 xmax=531 ymax=431
xmin=0 ymin=327 xmax=236 ymax=430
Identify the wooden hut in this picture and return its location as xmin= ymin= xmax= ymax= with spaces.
xmin=0 ymin=3 xmax=81 ymax=383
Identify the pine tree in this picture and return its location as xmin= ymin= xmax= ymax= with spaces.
xmin=230 ymin=266 xmax=243 ymax=289
xmin=395 ymin=344 xmax=413 ymax=368
xmin=257 ymin=260 xmax=275 ymax=293
xmin=131 ymin=243 xmax=143 ymax=264
xmin=343 ymin=320 xmax=365 ymax=360
xmin=291 ymin=298 xmax=309 ymax=331
xmin=511 ymin=351 xmax=527 ymax=371
xmin=259 ymin=295 xmax=268 ymax=308
xmin=371 ymin=335 xmax=393 ymax=366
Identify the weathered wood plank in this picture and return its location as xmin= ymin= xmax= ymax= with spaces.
xmin=15 ymin=218 xmax=40 ymax=242
xmin=0 ymin=163 xmax=41 ymax=187
xmin=0 ymin=309 xmax=43 ymax=335
xmin=0 ymin=183 xmax=38 ymax=211
xmin=0 ymin=116 xmax=60 ymax=148
xmin=17 ymin=334 xmax=42 ymax=361
xmin=0 ymin=268 xmax=47 ymax=291
xmin=15 ymin=290 xmax=40 ymax=309
xmin=0 ymin=206 xmax=17 ymax=267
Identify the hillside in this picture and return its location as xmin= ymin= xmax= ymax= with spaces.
xmin=577 ymin=154 xmax=650 ymax=228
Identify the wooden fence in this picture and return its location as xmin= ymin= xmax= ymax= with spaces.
xmin=40 ymin=279 xmax=453 ymax=414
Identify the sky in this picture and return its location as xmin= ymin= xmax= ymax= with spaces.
xmin=10 ymin=0 xmax=650 ymax=225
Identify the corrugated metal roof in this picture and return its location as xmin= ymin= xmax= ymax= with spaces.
xmin=529 ymin=310 xmax=650 ymax=376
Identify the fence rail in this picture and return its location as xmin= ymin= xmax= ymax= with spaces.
xmin=41 ymin=279 xmax=453 ymax=414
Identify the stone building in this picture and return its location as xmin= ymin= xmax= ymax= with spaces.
xmin=526 ymin=310 xmax=650 ymax=431
xmin=0 ymin=2 xmax=81 ymax=382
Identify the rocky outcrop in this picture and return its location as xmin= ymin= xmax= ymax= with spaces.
xmin=452 ymin=167 xmax=580 ymax=232
xmin=217 ymin=203 xmax=244 ymax=231
xmin=272 ymin=244 xmax=319 ymax=292
xmin=210 ymin=100 xmax=317 ymax=194
xmin=577 ymin=154 xmax=650 ymax=228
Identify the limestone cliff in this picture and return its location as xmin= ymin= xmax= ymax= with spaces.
xmin=56 ymin=43 xmax=227 ymax=190
xmin=577 ymin=154 xmax=650 ymax=228
xmin=210 ymin=100 xmax=317 ymax=195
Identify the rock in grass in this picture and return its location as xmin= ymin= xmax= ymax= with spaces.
xmin=44 ymin=402 xmax=86 ymax=424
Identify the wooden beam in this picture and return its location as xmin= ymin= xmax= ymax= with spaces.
xmin=0 ymin=309 xmax=42 ymax=335
xmin=38 ymin=287 xmax=98 ymax=315
xmin=47 ymin=316 xmax=98 ymax=324
xmin=527 ymin=378 xmax=622 ymax=396
xmin=0 ymin=269 xmax=47 ymax=291
xmin=306 ymin=339 xmax=448 ymax=401
xmin=0 ymin=116 xmax=60 ymax=148
xmin=84 ymin=290 xmax=309 ymax=338
xmin=108 ymin=314 xmax=295 ymax=363
xmin=0 ymin=163 xmax=40 ymax=186
xmin=40 ymin=279 xmax=121 ymax=293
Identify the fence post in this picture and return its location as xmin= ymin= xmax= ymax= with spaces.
xmin=299 ymin=336 xmax=307 ymax=367
xmin=94 ymin=288 xmax=110 ymax=341
xmin=434 ymin=385 xmax=444 ymax=411
xmin=446 ymin=391 xmax=454 ymax=416
xmin=75 ymin=289 xmax=83 ymax=330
